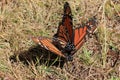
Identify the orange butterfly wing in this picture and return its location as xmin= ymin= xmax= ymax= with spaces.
xmin=31 ymin=37 xmax=66 ymax=58
xmin=54 ymin=2 xmax=73 ymax=43
xmin=74 ymin=26 xmax=87 ymax=50
xmin=74 ymin=17 xmax=97 ymax=51
xmin=74 ymin=26 xmax=87 ymax=46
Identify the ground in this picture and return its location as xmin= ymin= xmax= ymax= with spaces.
xmin=0 ymin=0 xmax=120 ymax=80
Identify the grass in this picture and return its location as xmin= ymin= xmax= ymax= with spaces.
xmin=79 ymin=46 xmax=95 ymax=65
xmin=0 ymin=0 xmax=120 ymax=80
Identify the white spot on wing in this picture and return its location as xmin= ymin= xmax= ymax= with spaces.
xmin=44 ymin=45 xmax=48 ymax=50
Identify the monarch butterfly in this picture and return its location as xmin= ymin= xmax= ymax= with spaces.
xmin=32 ymin=2 xmax=97 ymax=60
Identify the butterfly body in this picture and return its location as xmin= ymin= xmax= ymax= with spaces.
xmin=65 ymin=42 xmax=75 ymax=51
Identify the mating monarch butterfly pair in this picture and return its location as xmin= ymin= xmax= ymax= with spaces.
xmin=32 ymin=2 xmax=97 ymax=61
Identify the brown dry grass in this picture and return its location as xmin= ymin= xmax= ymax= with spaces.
xmin=0 ymin=0 xmax=120 ymax=80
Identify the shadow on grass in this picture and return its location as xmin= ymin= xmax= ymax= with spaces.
xmin=9 ymin=45 xmax=66 ymax=68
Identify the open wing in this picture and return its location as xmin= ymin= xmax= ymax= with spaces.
xmin=74 ymin=26 xmax=87 ymax=50
xmin=31 ymin=37 xmax=66 ymax=58
xmin=54 ymin=2 xmax=73 ymax=43
xmin=74 ymin=16 xmax=97 ymax=51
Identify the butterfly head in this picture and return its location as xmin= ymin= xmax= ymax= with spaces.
xmin=64 ymin=42 xmax=75 ymax=53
